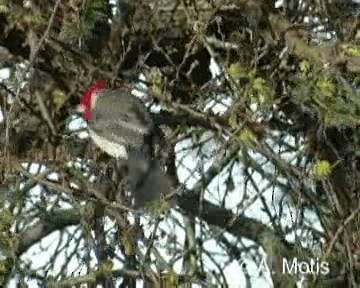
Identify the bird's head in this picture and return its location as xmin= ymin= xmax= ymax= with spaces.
xmin=79 ymin=80 xmax=107 ymax=120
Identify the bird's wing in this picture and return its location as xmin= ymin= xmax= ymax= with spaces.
xmin=89 ymin=89 xmax=154 ymax=152
xmin=92 ymin=90 xmax=152 ymax=134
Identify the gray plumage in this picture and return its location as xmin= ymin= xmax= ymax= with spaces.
xmin=86 ymin=89 xmax=170 ymax=208
xmin=88 ymin=89 xmax=153 ymax=155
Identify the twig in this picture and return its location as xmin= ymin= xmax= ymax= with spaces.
xmin=324 ymin=205 xmax=360 ymax=259
xmin=35 ymin=91 xmax=57 ymax=135
xmin=29 ymin=0 xmax=62 ymax=136
xmin=4 ymin=0 xmax=62 ymax=166
xmin=28 ymin=0 xmax=62 ymax=64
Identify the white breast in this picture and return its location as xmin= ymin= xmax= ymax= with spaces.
xmin=88 ymin=128 xmax=128 ymax=159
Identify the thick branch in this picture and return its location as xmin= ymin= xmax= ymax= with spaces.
xmin=15 ymin=208 xmax=80 ymax=256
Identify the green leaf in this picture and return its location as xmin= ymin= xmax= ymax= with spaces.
xmin=316 ymin=77 xmax=335 ymax=98
xmin=0 ymin=5 xmax=8 ymax=14
xmin=300 ymin=60 xmax=311 ymax=74
xmin=227 ymin=63 xmax=245 ymax=79
xmin=99 ymin=260 xmax=114 ymax=274
xmin=52 ymin=89 xmax=68 ymax=110
xmin=239 ymin=129 xmax=255 ymax=146
xmin=253 ymin=77 xmax=272 ymax=105
xmin=312 ymin=160 xmax=332 ymax=178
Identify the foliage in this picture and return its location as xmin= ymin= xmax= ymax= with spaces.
xmin=312 ymin=160 xmax=332 ymax=178
xmin=294 ymin=63 xmax=360 ymax=127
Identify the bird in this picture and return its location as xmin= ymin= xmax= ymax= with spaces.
xmin=78 ymin=80 xmax=170 ymax=208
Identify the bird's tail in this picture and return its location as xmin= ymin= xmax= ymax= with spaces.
xmin=127 ymin=150 xmax=170 ymax=208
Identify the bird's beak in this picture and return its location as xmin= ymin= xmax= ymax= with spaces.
xmin=70 ymin=105 xmax=85 ymax=119
xmin=75 ymin=104 xmax=85 ymax=114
